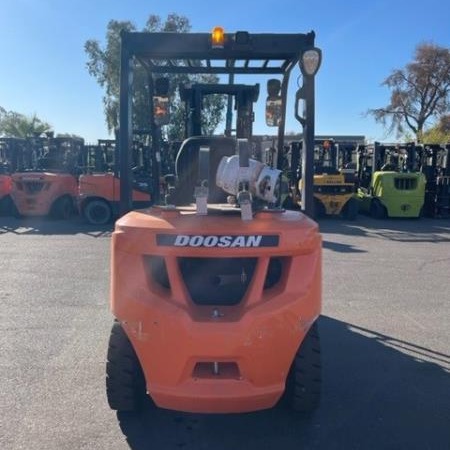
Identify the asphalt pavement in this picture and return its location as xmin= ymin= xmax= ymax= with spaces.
xmin=0 ymin=215 xmax=449 ymax=450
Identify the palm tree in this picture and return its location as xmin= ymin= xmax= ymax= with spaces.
xmin=0 ymin=109 xmax=52 ymax=138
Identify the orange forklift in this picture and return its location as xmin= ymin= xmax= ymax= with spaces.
xmin=0 ymin=138 xmax=15 ymax=214
xmin=78 ymin=78 xmax=171 ymax=225
xmin=0 ymin=137 xmax=34 ymax=215
xmin=0 ymin=162 xmax=12 ymax=213
xmin=107 ymin=27 xmax=323 ymax=414
xmin=78 ymin=138 xmax=154 ymax=225
xmin=10 ymin=135 xmax=83 ymax=219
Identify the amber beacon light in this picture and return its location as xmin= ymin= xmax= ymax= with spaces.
xmin=211 ymin=26 xmax=225 ymax=48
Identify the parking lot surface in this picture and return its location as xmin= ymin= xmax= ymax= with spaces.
xmin=1 ymin=216 xmax=449 ymax=450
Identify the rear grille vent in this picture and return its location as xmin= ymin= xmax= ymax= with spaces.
xmin=264 ymin=257 xmax=284 ymax=289
xmin=394 ymin=177 xmax=417 ymax=190
xmin=144 ymin=255 xmax=286 ymax=304
xmin=178 ymin=257 xmax=257 ymax=306
xmin=24 ymin=181 xmax=46 ymax=194
xmin=144 ymin=256 xmax=170 ymax=290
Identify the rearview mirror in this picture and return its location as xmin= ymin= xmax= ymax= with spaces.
xmin=265 ymin=97 xmax=282 ymax=127
xmin=153 ymin=96 xmax=170 ymax=126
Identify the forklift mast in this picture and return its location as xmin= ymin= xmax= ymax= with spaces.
xmin=337 ymin=142 xmax=357 ymax=169
xmin=313 ymin=139 xmax=338 ymax=174
xmin=83 ymin=139 xmax=116 ymax=174
xmin=0 ymin=137 xmax=31 ymax=172
xmin=372 ymin=142 xmax=418 ymax=173
xmin=287 ymin=138 xmax=338 ymax=186
xmin=25 ymin=135 xmax=85 ymax=175
xmin=419 ymin=143 xmax=450 ymax=217
xmin=419 ymin=143 xmax=450 ymax=179
xmin=179 ymin=83 xmax=260 ymax=139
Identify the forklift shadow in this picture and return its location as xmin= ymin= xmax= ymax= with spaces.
xmin=116 ymin=315 xmax=450 ymax=450
xmin=318 ymin=216 xmax=450 ymax=243
xmin=0 ymin=216 xmax=112 ymax=237
xmin=322 ymin=240 xmax=367 ymax=253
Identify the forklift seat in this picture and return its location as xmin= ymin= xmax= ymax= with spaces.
xmin=174 ymin=136 xmax=237 ymax=205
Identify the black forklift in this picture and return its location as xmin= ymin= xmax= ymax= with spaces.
xmin=418 ymin=143 xmax=450 ymax=218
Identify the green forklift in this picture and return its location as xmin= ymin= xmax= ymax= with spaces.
xmin=356 ymin=142 xmax=426 ymax=218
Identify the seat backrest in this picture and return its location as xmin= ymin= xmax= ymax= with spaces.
xmin=175 ymin=136 xmax=236 ymax=204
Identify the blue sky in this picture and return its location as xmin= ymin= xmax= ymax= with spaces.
xmin=0 ymin=0 xmax=449 ymax=143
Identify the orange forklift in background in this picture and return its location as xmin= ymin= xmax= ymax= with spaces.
xmin=0 ymin=162 xmax=12 ymax=214
xmin=10 ymin=135 xmax=83 ymax=219
xmin=78 ymin=77 xmax=171 ymax=225
xmin=107 ymin=27 xmax=322 ymax=415
xmin=0 ymin=139 xmax=14 ymax=214
xmin=78 ymin=137 xmax=154 ymax=225
xmin=0 ymin=137 xmax=32 ymax=215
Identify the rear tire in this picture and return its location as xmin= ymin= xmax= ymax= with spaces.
xmin=106 ymin=321 xmax=146 ymax=412
xmin=0 ymin=195 xmax=13 ymax=216
xmin=51 ymin=196 xmax=73 ymax=220
xmin=342 ymin=197 xmax=358 ymax=220
xmin=83 ymin=199 xmax=112 ymax=225
xmin=370 ymin=199 xmax=386 ymax=219
xmin=313 ymin=198 xmax=326 ymax=220
xmin=283 ymin=321 xmax=321 ymax=414
xmin=282 ymin=195 xmax=299 ymax=210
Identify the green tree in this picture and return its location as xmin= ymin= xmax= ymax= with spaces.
xmin=84 ymin=13 xmax=225 ymax=139
xmin=368 ymin=43 xmax=450 ymax=142
xmin=421 ymin=114 xmax=450 ymax=143
xmin=0 ymin=108 xmax=52 ymax=137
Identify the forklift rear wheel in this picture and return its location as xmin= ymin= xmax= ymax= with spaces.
xmin=282 ymin=195 xmax=299 ymax=210
xmin=370 ymin=199 xmax=386 ymax=219
xmin=282 ymin=321 xmax=321 ymax=414
xmin=51 ymin=196 xmax=73 ymax=220
xmin=12 ymin=202 xmax=23 ymax=219
xmin=84 ymin=199 xmax=112 ymax=225
xmin=313 ymin=198 xmax=326 ymax=219
xmin=106 ymin=321 xmax=146 ymax=412
xmin=0 ymin=195 xmax=14 ymax=216
xmin=342 ymin=197 xmax=358 ymax=220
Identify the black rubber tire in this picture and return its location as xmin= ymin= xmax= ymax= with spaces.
xmin=12 ymin=201 xmax=23 ymax=219
xmin=370 ymin=198 xmax=386 ymax=219
xmin=0 ymin=195 xmax=14 ymax=216
xmin=283 ymin=321 xmax=321 ymax=414
xmin=342 ymin=197 xmax=358 ymax=220
xmin=51 ymin=196 xmax=73 ymax=220
xmin=313 ymin=198 xmax=326 ymax=219
xmin=106 ymin=321 xmax=146 ymax=412
xmin=282 ymin=195 xmax=299 ymax=210
xmin=83 ymin=199 xmax=112 ymax=225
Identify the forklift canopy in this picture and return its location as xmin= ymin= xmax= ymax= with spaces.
xmin=119 ymin=29 xmax=319 ymax=215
